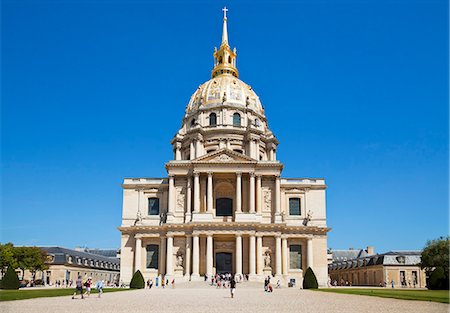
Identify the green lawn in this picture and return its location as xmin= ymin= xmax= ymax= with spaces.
xmin=0 ymin=288 xmax=129 ymax=302
xmin=317 ymin=288 xmax=449 ymax=304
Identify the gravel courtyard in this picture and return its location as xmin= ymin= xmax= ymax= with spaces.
xmin=2 ymin=282 xmax=448 ymax=313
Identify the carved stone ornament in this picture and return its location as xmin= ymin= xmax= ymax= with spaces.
xmin=211 ymin=154 xmax=234 ymax=162
xmin=176 ymin=187 xmax=185 ymax=210
xmin=263 ymin=190 xmax=272 ymax=211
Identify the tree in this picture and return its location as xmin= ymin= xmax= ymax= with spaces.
xmin=0 ymin=243 xmax=17 ymax=275
xmin=14 ymin=246 xmax=48 ymax=280
xmin=421 ymin=237 xmax=449 ymax=290
xmin=303 ymin=267 xmax=319 ymax=289
xmin=0 ymin=267 xmax=20 ymax=289
xmin=129 ymin=270 xmax=145 ymax=289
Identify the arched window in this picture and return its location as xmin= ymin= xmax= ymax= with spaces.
xmin=209 ymin=113 xmax=217 ymax=126
xmin=233 ymin=113 xmax=241 ymax=126
xmin=228 ymin=56 xmax=231 ymax=63
xmin=190 ymin=119 xmax=196 ymax=127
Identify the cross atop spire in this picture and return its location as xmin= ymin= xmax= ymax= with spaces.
xmin=222 ymin=6 xmax=228 ymax=19
xmin=221 ymin=7 xmax=229 ymax=45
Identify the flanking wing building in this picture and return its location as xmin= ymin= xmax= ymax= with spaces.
xmin=119 ymin=9 xmax=330 ymax=287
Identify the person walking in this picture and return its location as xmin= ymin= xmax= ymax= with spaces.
xmin=84 ymin=277 xmax=92 ymax=297
xmin=72 ymin=276 xmax=84 ymax=299
xmin=230 ymin=277 xmax=236 ymax=298
xmin=96 ymin=280 xmax=104 ymax=298
xmin=162 ymin=278 xmax=165 ymax=289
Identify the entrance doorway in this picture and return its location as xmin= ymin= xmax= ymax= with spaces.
xmin=216 ymin=252 xmax=232 ymax=273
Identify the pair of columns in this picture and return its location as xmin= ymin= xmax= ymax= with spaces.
xmin=135 ymin=234 xmax=314 ymax=277
xmin=168 ymin=173 xmax=281 ymax=216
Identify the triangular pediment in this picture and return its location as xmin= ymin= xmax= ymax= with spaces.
xmin=194 ymin=148 xmax=256 ymax=163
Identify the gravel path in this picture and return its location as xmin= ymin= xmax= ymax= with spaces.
xmin=2 ymin=282 xmax=448 ymax=313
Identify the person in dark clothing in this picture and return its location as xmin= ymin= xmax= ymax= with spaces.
xmin=230 ymin=277 xmax=236 ymax=298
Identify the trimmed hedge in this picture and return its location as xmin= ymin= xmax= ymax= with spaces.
xmin=129 ymin=270 xmax=145 ymax=289
xmin=1 ymin=267 xmax=20 ymax=290
xmin=303 ymin=267 xmax=319 ymax=289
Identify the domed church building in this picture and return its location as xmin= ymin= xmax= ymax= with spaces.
xmin=119 ymin=8 xmax=329 ymax=287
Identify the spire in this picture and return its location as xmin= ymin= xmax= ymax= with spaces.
xmin=212 ymin=7 xmax=238 ymax=78
xmin=221 ymin=7 xmax=229 ymax=46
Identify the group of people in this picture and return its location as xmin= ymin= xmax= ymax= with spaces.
xmin=208 ymin=273 xmax=237 ymax=298
xmin=145 ymin=277 xmax=175 ymax=289
xmin=72 ymin=276 xmax=104 ymax=299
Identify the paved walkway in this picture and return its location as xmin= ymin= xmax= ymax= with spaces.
xmin=2 ymin=282 xmax=448 ymax=313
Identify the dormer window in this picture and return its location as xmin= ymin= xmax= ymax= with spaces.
xmin=209 ymin=113 xmax=217 ymax=126
xmin=233 ymin=113 xmax=241 ymax=126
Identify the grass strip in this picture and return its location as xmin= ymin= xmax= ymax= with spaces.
xmin=0 ymin=288 xmax=129 ymax=302
xmin=316 ymin=288 xmax=449 ymax=304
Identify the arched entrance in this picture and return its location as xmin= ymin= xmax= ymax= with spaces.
xmin=216 ymin=252 xmax=232 ymax=273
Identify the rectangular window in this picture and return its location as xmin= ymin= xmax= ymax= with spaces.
xmin=289 ymin=245 xmax=302 ymax=269
xmin=289 ymin=198 xmax=301 ymax=216
xmin=148 ymin=198 xmax=159 ymax=215
xmin=146 ymin=245 xmax=159 ymax=269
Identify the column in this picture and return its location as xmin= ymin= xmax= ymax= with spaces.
xmin=166 ymin=235 xmax=173 ymax=276
xmin=206 ymin=235 xmax=213 ymax=277
xmin=195 ymin=139 xmax=201 ymax=158
xmin=249 ymin=235 xmax=256 ymax=276
xmin=235 ymin=235 xmax=242 ymax=275
xmin=190 ymin=141 xmax=195 ymax=160
xmin=192 ymin=235 xmax=200 ymax=277
xmin=282 ymin=237 xmax=288 ymax=275
xmin=236 ymin=173 xmax=242 ymax=213
xmin=256 ymin=235 xmax=263 ymax=275
xmin=307 ymin=238 xmax=313 ymax=270
xmin=185 ymin=176 xmax=192 ymax=222
xmin=275 ymin=175 xmax=281 ymax=215
xmin=185 ymin=235 xmax=191 ymax=277
xmin=159 ymin=236 xmax=166 ymax=276
xmin=249 ymin=173 xmax=255 ymax=213
xmin=168 ymin=175 xmax=175 ymax=214
xmin=256 ymin=175 xmax=262 ymax=213
xmin=207 ymin=172 xmax=213 ymax=213
xmin=134 ymin=237 xmax=142 ymax=273
xmin=175 ymin=144 xmax=181 ymax=160
xmin=193 ymin=173 xmax=200 ymax=213
xmin=275 ymin=236 xmax=282 ymax=276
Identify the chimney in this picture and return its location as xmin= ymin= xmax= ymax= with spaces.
xmin=367 ymin=246 xmax=374 ymax=255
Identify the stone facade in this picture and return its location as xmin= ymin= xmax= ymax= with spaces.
xmin=328 ymin=250 xmax=426 ymax=288
xmin=119 ymin=9 xmax=330 ymax=287
xmin=19 ymin=247 xmax=120 ymax=286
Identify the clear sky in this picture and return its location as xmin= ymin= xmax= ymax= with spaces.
xmin=1 ymin=0 xmax=448 ymax=253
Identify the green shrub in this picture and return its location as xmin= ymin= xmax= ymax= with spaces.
xmin=129 ymin=270 xmax=145 ymax=289
xmin=303 ymin=267 xmax=319 ymax=289
xmin=429 ymin=267 xmax=448 ymax=290
xmin=1 ymin=267 xmax=20 ymax=290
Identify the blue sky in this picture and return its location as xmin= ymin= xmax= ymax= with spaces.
xmin=1 ymin=0 xmax=448 ymax=253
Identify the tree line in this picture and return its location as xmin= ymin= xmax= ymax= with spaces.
xmin=0 ymin=243 xmax=48 ymax=281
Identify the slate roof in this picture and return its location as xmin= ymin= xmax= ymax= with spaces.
xmin=41 ymin=247 xmax=120 ymax=271
xmin=329 ymin=250 xmax=422 ymax=271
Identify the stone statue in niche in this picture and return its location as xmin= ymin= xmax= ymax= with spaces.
xmin=176 ymin=251 xmax=184 ymax=269
xmin=264 ymin=250 xmax=271 ymax=268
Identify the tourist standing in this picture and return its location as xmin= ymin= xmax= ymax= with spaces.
xmin=162 ymin=278 xmax=165 ymax=289
xmin=149 ymin=279 xmax=153 ymax=289
xmin=84 ymin=277 xmax=92 ymax=297
xmin=230 ymin=277 xmax=236 ymax=298
xmin=72 ymin=276 xmax=84 ymax=299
